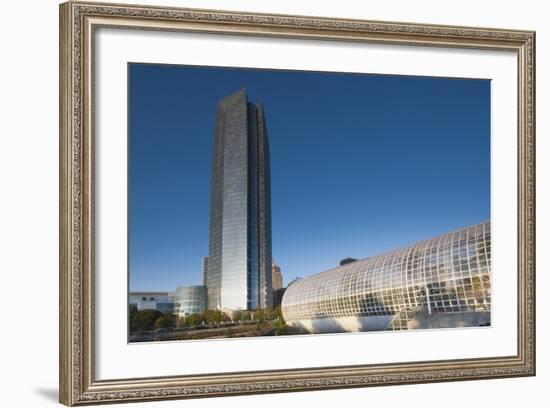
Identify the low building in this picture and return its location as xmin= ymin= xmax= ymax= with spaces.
xmin=129 ymin=291 xmax=175 ymax=314
xmin=282 ymin=221 xmax=491 ymax=333
xmin=339 ymin=257 xmax=358 ymax=266
xmin=174 ymin=285 xmax=207 ymax=317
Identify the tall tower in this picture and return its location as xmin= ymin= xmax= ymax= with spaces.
xmin=207 ymin=89 xmax=273 ymax=311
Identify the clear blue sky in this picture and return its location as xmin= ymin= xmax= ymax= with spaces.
xmin=129 ymin=63 xmax=490 ymax=291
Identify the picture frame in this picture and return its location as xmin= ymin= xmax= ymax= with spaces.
xmin=59 ymin=1 xmax=536 ymax=405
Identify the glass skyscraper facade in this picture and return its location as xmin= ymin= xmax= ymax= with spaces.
xmin=282 ymin=221 xmax=491 ymax=333
xmin=207 ymin=89 xmax=273 ymax=311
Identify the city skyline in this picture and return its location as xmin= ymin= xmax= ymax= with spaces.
xmin=129 ymin=63 xmax=490 ymax=292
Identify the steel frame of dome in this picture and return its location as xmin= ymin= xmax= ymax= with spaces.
xmin=281 ymin=221 xmax=491 ymax=333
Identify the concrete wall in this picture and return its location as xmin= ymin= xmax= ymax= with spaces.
xmin=289 ymin=311 xmax=490 ymax=334
xmin=289 ymin=315 xmax=393 ymax=333
xmin=408 ymin=311 xmax=491 ymax=330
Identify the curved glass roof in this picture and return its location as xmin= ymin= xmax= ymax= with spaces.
xmin=282 ymin=221 xmax=491 ymax=323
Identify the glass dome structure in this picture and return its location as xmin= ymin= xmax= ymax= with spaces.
xmin=281 ymin=221 xmax=491 ymax=333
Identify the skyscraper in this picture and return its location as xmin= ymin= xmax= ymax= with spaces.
xmin=272 ymin=262 xmax=283 ymax=290
xmin=207 ymin=89 xmax=273 ymax=311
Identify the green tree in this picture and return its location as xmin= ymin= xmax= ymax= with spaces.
xmin=185 ymin=313 xmax=202 ymax=327
xmin=155 ymin=313 xmax=176 ymax=329
xmin=271 ymin=306 xmax=287 ymax=335
xmin=202 ymin=309 xmax=229 ymax=325
xmin=273 ymin=318 xmax=288 ymax=335
xmin=233 ymin=310 xmax=250 ymax=322
xmin=202 ymin=309 xmax=217 ymax=324
xmin=265 ymin=306 xmax=282 ymax=321
xmin=253 ymin=309 xmax=267 ymax=322
xmin=130 ymin=309 xmax=163 ymax=331
xmin=273 ymin=306 xmax=284 ymax=323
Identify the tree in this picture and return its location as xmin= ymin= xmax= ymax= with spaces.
xmin=130 ymin=309 xmax=163 ymax=331
xmin=202 ymin=309 xmax=217 ymax=324
xmin=233 ymin=310 xmax=249 ymax=322
xmin=185 ymin=313 xmax=202 ymax=327
xmin=202 ymin=309 xmax=229 ymax=325
xmin=265 ymin=306 xmax=283 ymax=321
xmin=270 ymin=307 xmax=288 ymax=335
xmin=253 ymin=309 xmax=268 ymax=322
xmin=155 ymin=313 xmax=176 ymax=329
xmin=273 ymin=318 xmax=288 ymax=335
xmin=272 ymin=306 xmax=284 ymax=323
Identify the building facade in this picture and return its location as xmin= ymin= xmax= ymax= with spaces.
xmin=174 ymin=285 xmax=207 ymax=317
xmin=129 ymin=292 xmax=175 ymax=314
xmin=207 ymin=89 xmax=273 ymax=311
xmin=272 ymin=262 xmax=283 ymax=290
xmin=282 ymin=221 xmax=491 ymax=333
xmin=273 ymin=288 xmax=286 ymax=309
xmin=202 ymin=256 xmax=209 ymax=287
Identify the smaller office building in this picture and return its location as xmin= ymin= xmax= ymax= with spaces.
xmin=272 ymin=263 xmax=283 ymax=290
xmin=174 ymin=285 xmax=207 ymax=317
xmin=129 ymin=292 xmax=175 ymax=314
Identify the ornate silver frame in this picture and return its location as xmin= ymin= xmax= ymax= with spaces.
xmin=59 ymin=1 xmax=536 ymax=405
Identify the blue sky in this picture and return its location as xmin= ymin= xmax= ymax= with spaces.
xmin=129 ymin=63 xmax=490 ymax=291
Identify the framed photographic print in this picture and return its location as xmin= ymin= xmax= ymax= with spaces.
xmin=59 ymin=1 xmax=536 ymax=405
